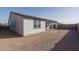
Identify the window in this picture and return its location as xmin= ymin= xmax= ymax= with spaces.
xmin=33 ymin=20 xmax=41 ymax=28
xmin=33 ymin=20 xmax=37 ymax=28
xmin=38 ymin=20 xmax=41 ymax=28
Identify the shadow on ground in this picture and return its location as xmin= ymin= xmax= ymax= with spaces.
xmin=0 ymin=29 xmax=21 ymax=39
xmin=50 ymin=30 xmax=79 ymax=51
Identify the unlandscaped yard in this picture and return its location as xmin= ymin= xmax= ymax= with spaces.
xmin=0 ymin=29 xmax=79 ymax=51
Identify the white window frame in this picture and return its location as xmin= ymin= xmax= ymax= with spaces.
xmin=33 ymin=20 xmax=41 ymax=29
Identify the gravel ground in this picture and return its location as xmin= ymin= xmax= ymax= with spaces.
xmin=51 ymin=30 xmax=79 ymax=51
xmin=0 ymin=29 xmax=78 ymax=51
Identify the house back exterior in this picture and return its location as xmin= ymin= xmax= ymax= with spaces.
xmin=8 ymin=12 xmax=57 ymax=36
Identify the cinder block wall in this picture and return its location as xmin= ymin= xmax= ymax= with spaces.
xmin=57 ymin=24 xmax=77 ymax=30
xmin=77 ymin=23 xmax=79 ymax=32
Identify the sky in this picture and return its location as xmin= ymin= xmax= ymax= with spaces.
xmin=0 ymin=7 xmax=79 ymax=24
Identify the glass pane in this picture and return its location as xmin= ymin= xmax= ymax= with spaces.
xmin=38 ymin=21 xmax=41 ymax=28
xmin=33 ymin=20 xmax=37 ymax=28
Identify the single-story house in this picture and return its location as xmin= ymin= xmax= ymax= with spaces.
xmin=8 ymin=12 xmax=58 ymax=36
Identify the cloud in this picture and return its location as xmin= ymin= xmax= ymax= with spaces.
xmin=58 ymin=19 xmax=79 ymax=24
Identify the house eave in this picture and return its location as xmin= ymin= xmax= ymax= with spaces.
xmin=10 ymin=12 xmax=58 ymax=23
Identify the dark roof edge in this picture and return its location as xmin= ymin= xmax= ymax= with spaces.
xmin=10 ymin=12 xmax=58 ymax=23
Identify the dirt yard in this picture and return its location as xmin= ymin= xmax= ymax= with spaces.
xmin=0 ymin=29 xmax=79 ymax=51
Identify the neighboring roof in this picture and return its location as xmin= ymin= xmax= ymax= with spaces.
xmin=10 ymin=12 xmax=57 ymax=23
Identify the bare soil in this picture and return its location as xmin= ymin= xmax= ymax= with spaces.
xmin=0 ymin=29 xmax=78 ymax=51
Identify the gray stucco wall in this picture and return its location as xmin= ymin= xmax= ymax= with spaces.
xmin=8 ymin=13 xmax=24 ymax=36
xmin=23 ymin=18 xmax=46 ymax=36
